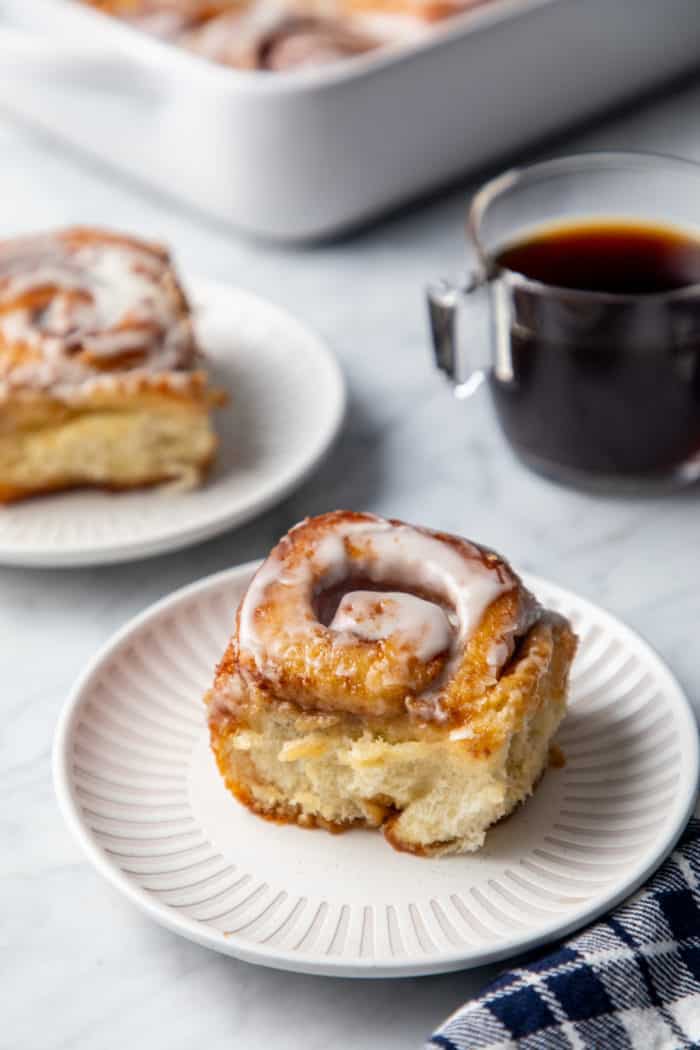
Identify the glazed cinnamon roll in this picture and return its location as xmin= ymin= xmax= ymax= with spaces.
xmin=0 ymin=227 xmax=222 ymax=503
xmin=181 ymin=3 xmax=379 ymax=70
xmin=206 ymin=512 xmax=577 ymax=856
xmin=81 ymin=0 xmax=380 ymax=63
xmin=79 ymin=0 xmax=491 ymax=70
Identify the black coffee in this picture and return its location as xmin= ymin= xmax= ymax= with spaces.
xmin=489 ymin=221 xmax=700 ymax=478
xmin=496 ymin=221 xmax=700 ymax=295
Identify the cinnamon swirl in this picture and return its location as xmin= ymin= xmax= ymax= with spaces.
xmin=182 ymin=6 xmax=379 ymax=71
xmin=0 ymin=227 xmax=222 ymax=503
xmin=206 ymin=512 xmax=577 ymax=856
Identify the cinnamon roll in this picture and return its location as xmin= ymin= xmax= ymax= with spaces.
xmin=206 ymin=512 xmax=577 ymax=856
xmin=180 ymin=3 xmax=380 ymax=70
xmin=0 ymin=227 xmax=223 ymax=503
xmin=79 ymin=0 xmax=491 ymax=70
xmin=81 ymin=0 xmax=381 ymax=63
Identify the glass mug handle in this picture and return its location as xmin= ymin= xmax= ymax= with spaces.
xmin=427 ymin=271 xmax=491 ymax=399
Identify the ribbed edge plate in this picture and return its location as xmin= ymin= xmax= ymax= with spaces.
xmin=0 ymin=280 xmax=345 ymax=566
xmin=53 ymin=564 xmax=699 ymax=977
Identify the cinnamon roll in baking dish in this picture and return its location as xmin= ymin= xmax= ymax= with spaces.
xmin=80 ymin=0 xmax=491 ymax=70
xmin=0 ymin=227 xmax=222 ymax=503
xmin=206 ymin=512 xmax=577 ymax=856
xmin=182 ymin=6 xmax=379 ymax=71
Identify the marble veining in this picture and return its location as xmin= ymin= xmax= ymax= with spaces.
xmin=2 ymin=74 xmax=700 ymax=1050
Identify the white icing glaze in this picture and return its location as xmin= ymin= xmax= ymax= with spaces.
xmin=0 ymin=233 xmax=197 ymax=400
xmin=238 ymin=514 xmax=513 ymax=681
xmin=486 ymin=640 xmax=509 ymax=673
xmin=330 ymin=590 xmax=452 ymax=661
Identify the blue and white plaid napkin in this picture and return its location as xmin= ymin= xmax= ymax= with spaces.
xmin=428 ymin=816 xmax=700 ymax=1050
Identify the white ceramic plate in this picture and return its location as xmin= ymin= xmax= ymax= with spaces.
xmin=54 ymin=565 xmax=699 ymax=977
xmin=0 ymin=280 xmax=345 ymax=567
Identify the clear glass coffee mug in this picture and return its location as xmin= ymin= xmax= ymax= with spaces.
xmin=428 ymin=152 xmax=700 ymax=490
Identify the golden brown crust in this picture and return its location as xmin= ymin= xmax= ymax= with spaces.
xmin=212 ymin=510 xmax=540 ymax=726
xmin=338 ymin=0 xmax=472 ymax=20
xmin=209 ymin=609 xmax=576 ymax=747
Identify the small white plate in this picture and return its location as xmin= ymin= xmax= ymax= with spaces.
xmin=0 ymin=280 xmax=345 ymax=567
xmin=54 ymin=565 xmax=699 ymax=978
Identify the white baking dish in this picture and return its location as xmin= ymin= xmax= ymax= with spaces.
xmin=0 ymin=0 xmax=699 ymax=241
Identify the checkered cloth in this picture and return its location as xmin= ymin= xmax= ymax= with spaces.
xmin=428 ymin=816 xmax=700 ymax=1050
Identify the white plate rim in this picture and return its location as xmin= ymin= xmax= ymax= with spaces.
xmin=0 ymin=280 xmax=346 ymax=569
xmin=53 ymin=563 xmax=700 ymax=978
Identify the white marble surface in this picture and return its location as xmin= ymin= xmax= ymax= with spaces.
xmin=3 ymin=73 xmax=700 ymax=1050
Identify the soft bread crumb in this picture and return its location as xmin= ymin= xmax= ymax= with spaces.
xmin=0 ymin=401 xmax=216 ymax=500
xmin=214 ymin=688 xmax=565 ymax=855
